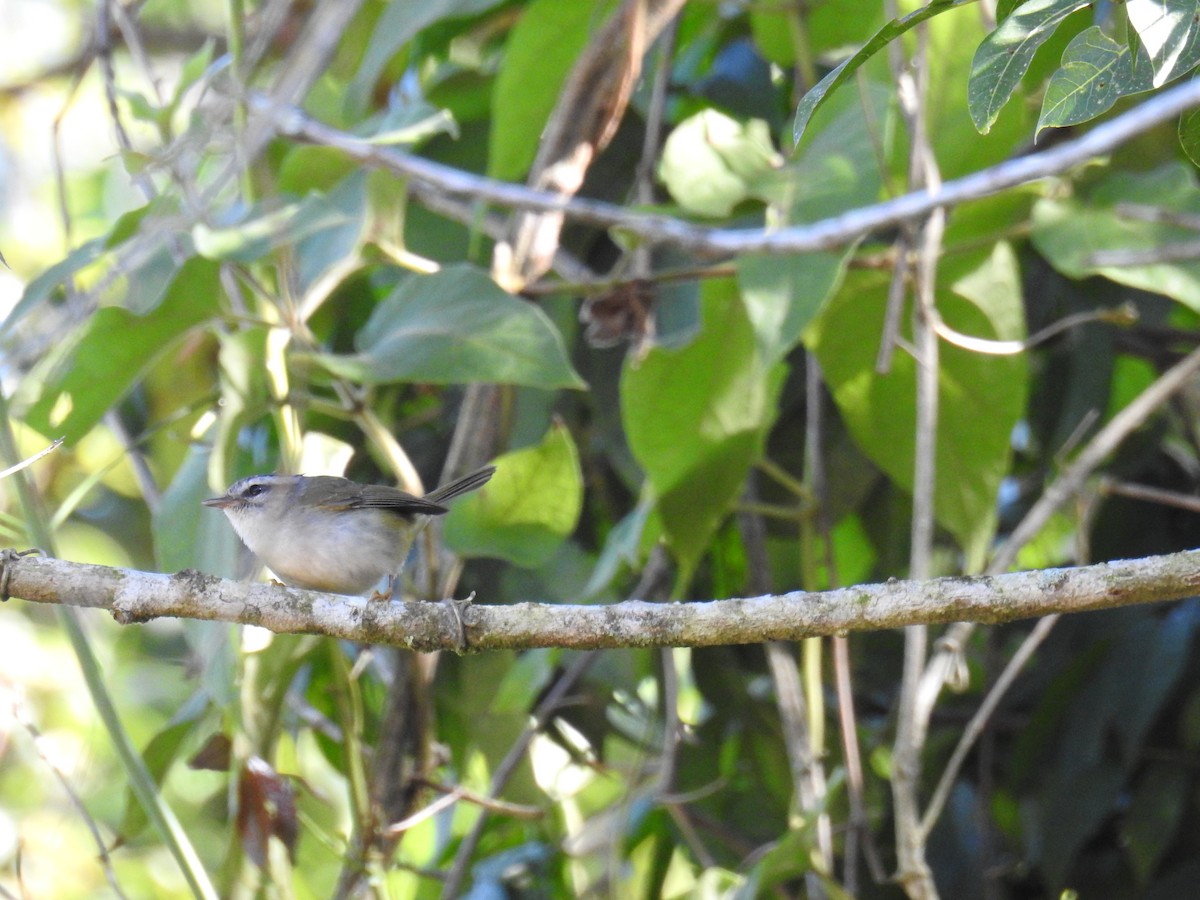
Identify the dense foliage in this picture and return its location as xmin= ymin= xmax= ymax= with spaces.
xmin=3 ymin=0 xmax=1200 ymax=897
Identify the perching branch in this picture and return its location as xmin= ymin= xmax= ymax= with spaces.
xmin=4 ymin=551 xmax=1200 ymax=653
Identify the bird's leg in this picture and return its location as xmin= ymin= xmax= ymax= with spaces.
xmin=369 ymin=574 xmax=397 ymax=603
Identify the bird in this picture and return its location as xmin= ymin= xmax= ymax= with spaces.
xmin=203 ymin=465 xmax=495 ymax=596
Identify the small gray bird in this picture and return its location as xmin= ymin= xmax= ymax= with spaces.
xmin=203 ymin=466 xmax=495 ymax=595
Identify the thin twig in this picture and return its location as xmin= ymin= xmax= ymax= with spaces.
xmin=915 ymin=339 xmax=1200 ymax=842
xmin=14 ymin=710 xmax=129 ymax=899
xmin=439 ymin=650 xmax=601 ymax=897
xmin=932 ymin=304 xmax=1137 ymax=356
xmin=891 ymin=16 xmax=942 ymax=897
xmin=439 ymin=548 xmax=671 ymax=897
xmin=918 ymin=614 xmax=1059 ymax=838
xmin=97 ymin=0 xmax=157 ymax=203
xmin=1085 ymin=238 xmax=1200 ymax=267
xmin=0 ymin=438 xmax=62 ymax=481
xmin=1099 ymin=478 xmax=1200 ymax=514
xmin=1113 ymin=202 xmax=1200 ymax=231
xmin=997 ymin=342 xmax=1200 ymax=573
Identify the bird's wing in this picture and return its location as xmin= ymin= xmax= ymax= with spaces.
xmin=342 ymin=482 xmax=449 ymax=516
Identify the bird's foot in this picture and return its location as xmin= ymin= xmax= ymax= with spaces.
xmin=369 ymin=575 xmax=397 ymax=602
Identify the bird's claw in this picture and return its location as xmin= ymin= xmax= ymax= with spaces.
xmin=0 ymin=548 xmax=42 ymax=602
xmin=369 ymin=575 xmax=397 ymax=602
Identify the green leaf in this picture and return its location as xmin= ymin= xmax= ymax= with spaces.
xmin=808 ymin=244 xmax=1028 ymax=569
xmin=121 ymin=243 xmax=186 ymax=315
xmin=582 ymin=495 xmax=654 ymax=599
xmin=750 ymin=0 xmax=884 ymax=67
xmin=155 ymin=444 xmax=242 ymax=578
xmin=444 ymin=422 xmax=583 ymax=567
xmin=23 ymin=258 xmax=221 ymax=444
xmin=791 ymin=0 xmax=974 ymax=146
xmin=1180 ymin=104 xmax=1200 ymax=167
xmin=0 ymin=237 xmax=106 ymax=336
xmin=208 ymin=327 xmax=273 ymax=492
xmin=489 ymin=649 xmax=555 ymax=713
xmin=348 ymin=0 xmax=507 ymax=116
xmin=311 ymin=264 xmax=583 ymax=388
xmin=1037 ymin=27 xmax=1156 ymax=138
xmin=355 ymin=101 xmax=458 ymax=146
xmin=0 ymin=198 xmax=164 ymax=334
xmin=167 ymin=39 xmax=215 ymax=120
xmin=116 ymin=720 xmax=197 ymax=841
xmin=193 ymin=194 xmax=354 ymax=262
xmin=622 ymin=280 xmax=781 ymax=574
xmin=659 ymin=111 xmax=781 ymax=217
xmin=488 ymin=0 xmax=620 ymax=181
xmin=295 ymin=173 xmax=368 ymax=300
xmin=968 ymin=0 xmax=1090 ymax=134
xmin=996 ymin=0 xmax=1024 ymax=20
xmin=119 ymin=87 xmax=165 ymax=128
xmin=278 ymin=147 xmax=356 ymax=195
xmin=741 ymin=82 xmax=889 ymax=363
xmin=738 ymin=253 xmax=848 ymax=365
xmin=1031 ymin=163 xmax=1200 ymax=311
xmin=1127 ymin=0 xmax=1200 ymax=87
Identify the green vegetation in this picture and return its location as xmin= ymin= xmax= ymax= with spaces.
xmin=3 ymin=0 xmax=1200 ymax=897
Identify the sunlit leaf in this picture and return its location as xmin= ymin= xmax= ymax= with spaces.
xmin=23 ymin=258 xmax=220 ymax=444
xmin=1 ymin=237 xmax=106 ymax=336
xmin=968 ymin=0 xmax=1090 ymax=134
xmin=1036 ymin=26 xmax=1155 ymax=138
xmin=356 ymin=101 xmax=458 ymax=146
xmin=0 ymin=193 xmax=168 ymax=333
xmin=1127 ymin=0 xmax=1200 ymax=87
xmin=659 ymin=111 xmax=781 ymax=217
xmin=311 ymin=264 xmax=583 ymax=389
xmin=738 ymin=253 xmax=848 ymax=365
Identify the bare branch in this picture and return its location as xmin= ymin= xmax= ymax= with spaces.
xmin=250 ymin=78 xmax=1200 ymax=258
xmin=3 ymin=551 xmax=1200 ymax=653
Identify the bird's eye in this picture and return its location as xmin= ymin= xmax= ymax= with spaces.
xmin=242 ymin=484 xmax=266 ymax=499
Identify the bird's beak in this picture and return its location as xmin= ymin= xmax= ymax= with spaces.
xmin=202 ymin=496 xmax=233 ymax=509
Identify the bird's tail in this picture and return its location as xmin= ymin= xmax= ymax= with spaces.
xmin=424 ymin=465 xmax=496 ymax=506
